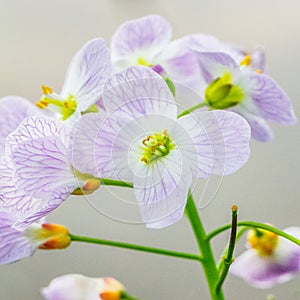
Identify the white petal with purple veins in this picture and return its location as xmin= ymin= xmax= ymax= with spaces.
xmin=0 ymin=210 xmax=36 ymax=264
xmin=111 ymin=15 xmax=172 ymax=71
xmin=247 ymin=73 xmax=297 ymax=125
xmin=60 ymin=38 xmax=112 ymax=111
xmin=134 ymin=150 xmax=192 ymax=228
xmin=103 ymin=66 xmax=177 ymax=119
xmin=0 ymin=96 xmax=38 ymax=154
xmin=179 ymin=110 xmax=251 ymax=177
xmin=193 ymin=51 xmax=239 ymax=84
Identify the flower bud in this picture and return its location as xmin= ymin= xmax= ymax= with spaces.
xmin=25 ymin=223 xmax=71 ymax=250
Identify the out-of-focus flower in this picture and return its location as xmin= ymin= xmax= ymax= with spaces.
xmin=41 ymin=274 xmax=125 ymax=300
xmin=0 ymin=203 xmax=70 ymax=264
xmin=110 ymin=15 xmax=200 ymax=94
xmin=36 ymin=38 xmax=111 ymax=122
xmin=0 ymin=96 xmax=39 ymax=154
xmin=187 ymin=36 xmax=297 ymax=141
xmin=1 ymin=116 xmax=100 ymax=229
xmin=230 ymin=227 xmax=300 ymax=288
xmin=72 ymin=66 xmax=251 ymax=228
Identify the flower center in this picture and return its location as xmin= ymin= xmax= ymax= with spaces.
xmin=247 ymin=228 xmax=279 ymax=256
xmin=36 ymin=85 xmax=77 ymax=120
xmin=205 ymin=72 xmax=244 ymax=109
xmin=140 ymin=129 xmax=175 ymax=165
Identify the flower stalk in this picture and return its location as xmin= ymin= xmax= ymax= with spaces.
xmin=215 ymin=205 xmax=238 ymax=295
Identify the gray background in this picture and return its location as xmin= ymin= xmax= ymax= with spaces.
xmin=0 ymin=0 xmax=300 ymax=299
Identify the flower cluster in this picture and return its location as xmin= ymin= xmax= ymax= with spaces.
xmin=0 ymin=14 xmax=299 ymax=299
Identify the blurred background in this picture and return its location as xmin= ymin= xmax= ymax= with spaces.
xmin=0 ymin=0 xmax=300 ymax=299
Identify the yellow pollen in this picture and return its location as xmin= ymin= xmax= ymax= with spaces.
xmin=240 ymin=55 xmax=252 ymax=67
xmin=247 ymin=228 xmax=279 ymax=256
xmin=137 ymin=57 xmax=151 ymax=67
xmin=41 ymin=85 xmax=53 ymax=95
xmin=255 ymin=69 xmax=263 ymax=74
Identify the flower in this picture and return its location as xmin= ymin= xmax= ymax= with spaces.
xmin=1 ymin=116 xmax=100 ymax=229
xmin=230 ymin=227 xmax=300 ymax=288
xmin=186 ymin=35 xmax=297 ymax=141
xmin=0 ymin=202 xmax=71 ymax=264
xmin=0 ymin=96 xmax=39 ymax=154
xmin=110 ymin=15 xmax=200 ymax=94
xmin=36 ymin=38 xmax=111 ymax=123
xmin=72 ymin=66 xmax=251 ymax=228
xmin=41 ymin=274 xmax=125 ymax=300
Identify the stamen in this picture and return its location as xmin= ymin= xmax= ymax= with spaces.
xmin=255 ymin=69 xmax=263 ymax=74
xmin=41 ymin=85 xmax=53 ymax=95
xmin=140 ymin=130 xmax=174 ymax=165
xmin=240 ymin=55 xmax=252 ymax=67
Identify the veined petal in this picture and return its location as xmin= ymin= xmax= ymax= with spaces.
xmin=233 ymin=109 xmax=274 ymax=142
xmin=0 ymin=96 xmax=38 ymax=154
xmin=8 ymin=117 xmax=75 ymax=199
xmin=250 ymin=46 xmax=266 ymax=72
xmin=230 ymin=227 xmax=300 ymax=288
xmin=111 ymin=15 xmax=172 ymax=71
xmin=247 ymin=72 xmax=297 ymax=125
xmin=134 ymin=150 xmax=192 ymax=228
xmin=193 ymin=50 xmax=239 ymax=84
xmin=0 ymin=210 xmax=36 ymax=264
xmin=103 ymin=66 xmax=177 ymax=119
xmin=60 ymin=38 xmax=112 ymax=111
xmin=12 ymin=184 xmax=76 ymax=230
xmin=179 ymin=110 xmax=251 ymax=177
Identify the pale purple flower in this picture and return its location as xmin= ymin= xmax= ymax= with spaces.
xmin=0 ymin=96 xmax=39 ymax=154
xmin=36 ymin=38 xmax=111 ymax=123
xmin=110 ymin=15 xmax=200 ymax=92
xmin=230 ymin=227 xmax=300 ymax=288
xmin=0 ymin=203 xmax=71 ymax=264
xmin=41 ymin=274 xmax=125 ymax=300
xmin=187 ymin=36 xmax=297 ymax=141
xmin=72 ymin=66 xmax=251 ymax=228
xmin=1 ymin=116 xmax=100 ymax=229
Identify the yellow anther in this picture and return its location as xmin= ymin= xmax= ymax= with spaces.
xmin=247 ymin=228 xmax=278 ymax=256
xmin=137 ymin=57 xmax=150 ymax=67
xmin=240 ymin=55 xmax=252 ymax=67
xmin=255 ymin=69 xmax=263 ymax=74
xmin=42 ymin=85 xmax=53 ymax=95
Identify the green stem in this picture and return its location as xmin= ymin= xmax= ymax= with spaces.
xmin=121 ymin=291 xmax=140 ymax=300
xmin=177 ymin=101 xmax=208 ymax=118
xmin=70 ymin=234 xmax=202 ymax=262
xmin=207 ymin=221 xmax=300 ymax=246
xmin=185 ymin=193 xmax=224 ymax=300
xmin=100 ymin=178 xmax=133 ymax=188
xmin=215 ymin=206 xmax=238 ymax=295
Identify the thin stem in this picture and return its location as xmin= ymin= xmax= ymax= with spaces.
xmin=70 ymin=234 xmax=202 ymax=262
xmin=177 ymin=101 xmax=208 ymax=118
xmin=121 ymin=292 xmax=140 ymax=300
xmin=215 ymin=206 xmax=238 ymax=295
xmin=185 ymin=193 xmax=224 ymax=300
xmin=207 ymin=221 xmax=300 ymax=246
xmin=100 ymin=178 xmax=133 ymax=188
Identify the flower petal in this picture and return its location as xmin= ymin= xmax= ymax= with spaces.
xmin=233 ymin=109 xmax=274 ymax=142
xmin=179 ymin=110 xmax=251 ymax=177
xmin=0 ymin=96 xmax=38 ymax=154
xmin=8 ymin=117 xmax=75 ymax=199
xmin=0 ymin=210 xmax=35 ymax=264
xmin=60 ymin=38 xmax=112 ymax=111
xmin=247 ymin=72 xmax=297 ymax=125
xmin=103 ymin=66 xmax=177 ymax=119
xmin=41 ymin=274 xmax=92 ymax=300
xmin=193 ymin=50 xmax=239 ymax=84
xmin=134 ymin=150 xmax=192 ymax=228
xmin=111 ymin=15 xmax=172 ymax=71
